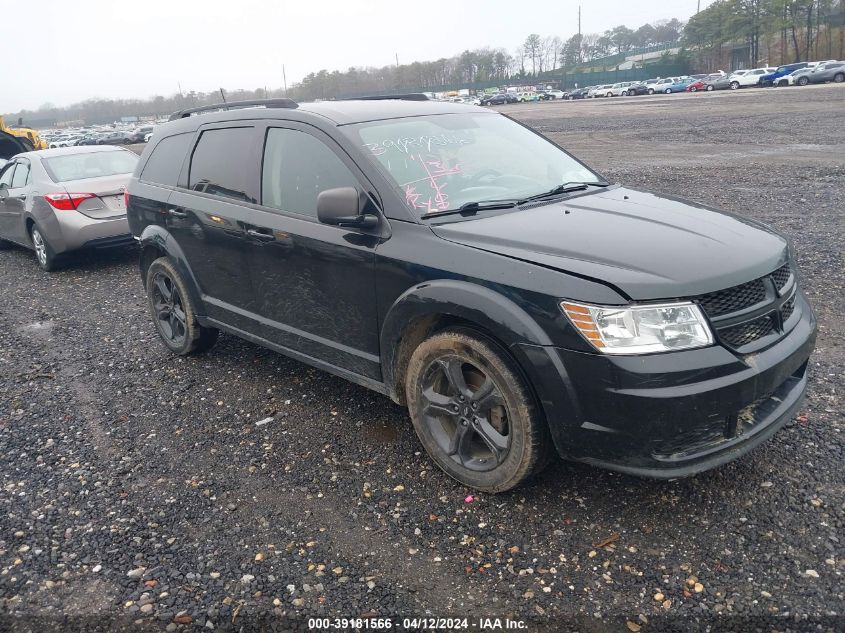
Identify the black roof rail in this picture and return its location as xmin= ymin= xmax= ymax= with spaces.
xmin=348 ymin=93 xmax=430 ymax=101
xmin=168 ymin=98 xmax=298 ymax=121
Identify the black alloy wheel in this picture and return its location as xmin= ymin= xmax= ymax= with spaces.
xmin=406 ymin=329 xmax=549 ymax=492
xmin=146 ymin=257 xmax=219 ymax=355
xmin=151 ymin=271 xmax=188 ymax=348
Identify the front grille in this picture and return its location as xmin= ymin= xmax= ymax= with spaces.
xmin=771 ymin=264 xmax=792 ymax=291
xmin=693 ymin=263 xmax=797 ymax=351
xmin=718 ymin=315 xmax=775 ymax=347
xmin=781 ymin=294 xmax=795 ymax=322
xmin=697 ymin=278 xmax=766 ymax=317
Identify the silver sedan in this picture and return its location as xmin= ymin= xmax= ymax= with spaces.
xmin=0 ymin=146 xmax=138 ymax=271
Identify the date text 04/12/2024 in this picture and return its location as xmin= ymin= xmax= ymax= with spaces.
xmin=307 ymin=617 xmax=529 ymax=630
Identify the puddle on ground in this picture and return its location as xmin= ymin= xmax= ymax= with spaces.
xmin=364 ymin=421 xmax=400 ymax=443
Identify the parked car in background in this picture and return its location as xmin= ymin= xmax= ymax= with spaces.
xmin=0 ymin=146 xmax=138 ymax=270
xmin=587 ymin=85 xmax=613 ymax=97
xmin=729 ymin=67 xmax=777 ymax=89
xmin=516 ymin=91 xmax=540 ymax=102
xmin=97 ymin=131 xmax=134 ymax=145
xmin=663 ymin=78 xmax=694 ymax=93
xmin=704 ymin=75 xmax=734 ymax=91
xmin=540 ymin=89 xmax=566 ymax=100
xmin=566 ymin=87 xmax=592 ymax=99
xmin=144 ymin=130 xmax=155 ymax=143
xmin=625 ymin=82 xmax=651 ymax=95
xmin=685 ymin=79 xmax=708 ymax=92
xmin=607 ymin=82 xmax=636 ymax=96
xmin=795 ymin=61 xmax=845 ymax=85
xmin=761 ymin=62 xmax=813 ymax=87
xmin=129 ymin=125 xmax=155 ymax=144
xmin=481 ymin=93 xmax=516 ymax=106
xmin=647 ymin=78 xmax=680 ymax=94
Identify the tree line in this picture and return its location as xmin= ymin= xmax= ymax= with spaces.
xmin=684 ymin=0 xmax=845 ymax=70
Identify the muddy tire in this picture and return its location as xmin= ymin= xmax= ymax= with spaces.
xmin=146 ymin=257 xmax=219 ymax=355
xmin=405 ymin=328 xmax=550 ymax=492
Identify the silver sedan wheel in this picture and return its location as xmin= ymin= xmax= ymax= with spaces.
xmin=32 ymin=228 xmax=47 ymax=266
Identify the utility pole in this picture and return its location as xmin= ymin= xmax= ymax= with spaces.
xmin=282 ymin=65 xmax=288 ymax=96
xmin=578 ymin=5 xmax=581 ymax=35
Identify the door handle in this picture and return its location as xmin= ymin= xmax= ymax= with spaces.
xmin=167 ymin=208 xmax=187 ymax=219
xmin=246 ymin=228 xmax=275 ymax=242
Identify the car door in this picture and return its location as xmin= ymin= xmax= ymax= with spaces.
xmin=166 ymin=124 xmax=262 ymax=333
xmin=0 ymin=161 xmax=17 ymax=240
xmin=245 ymin=122 xmax=383 ymax=379
xmin=4 ymin=158 xmax=31 ymax=243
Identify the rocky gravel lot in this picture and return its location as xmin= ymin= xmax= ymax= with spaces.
xmin=1 ymin=86 xmax=843 ymax=632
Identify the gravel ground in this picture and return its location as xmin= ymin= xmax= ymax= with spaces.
xmin=1 ymin=85 xmax=843 ymax=633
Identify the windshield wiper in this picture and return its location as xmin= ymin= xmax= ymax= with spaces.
xmin=421 ymin=182 xmax=609 ymax=220
xmin=516 ymin=181 xmax=609 ymax=205
xmin=422 ymin=199 xmax=521 ymax=219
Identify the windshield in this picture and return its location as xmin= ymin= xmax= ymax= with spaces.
xmin=346 ymin=112 xmax=601 ymax=216
xmin=43 ymin=150 xmax=138 ymax=182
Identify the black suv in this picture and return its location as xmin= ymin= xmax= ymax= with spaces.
xmin=127 ymin=97 xmax=816 ymax=492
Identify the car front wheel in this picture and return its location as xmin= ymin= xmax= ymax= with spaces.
xmin=730 ymin=81 xmax=740 ymax=90
xmin=647 ymin=88 xmax=655 ymax=95
xmin=706 ymin=84 xmax=715 ymax=91
xmin=146 ymin=257 xmax=219 ymax=355
xmin=797 ymin=76 xmax=809 ymax=86
xmin=405 ymin=328 xmax=550 ymax=492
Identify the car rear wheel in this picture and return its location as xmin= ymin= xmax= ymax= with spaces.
xmin=146 ymin=257 xmax=219 ymax=355
xmin=30 ymin=225 xmax=59 ymax=272
xmin=405 ymin=328 xmax=550 ymax=492
xmin=647 ymin=88 xmax=655 ymax=95
xmin=665 ymin=88 xmax=672 ymax=94
xmin=834 ymin=73 xmax=844 ymax=83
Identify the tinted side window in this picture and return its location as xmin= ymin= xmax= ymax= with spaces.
xmin=261 ymin=128 xmax=358 ymax=217
xmin=11 ymin=161 xmax=29 ymax=188
xmin=189 ymin=127 xmax=255 ymax=203
xmin=0 ymin=163 xmax=15 ymax=188
xmin=140 ymin=133 xmax=193 ymax=186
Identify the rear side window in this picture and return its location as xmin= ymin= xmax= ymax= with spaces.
xmin=140 ymin=132 xmax=193 ymax=186
xmin=261 ymin=128 xmax=358 ymax=217
xmin=189 ymin=127 xmax=255 ymax=203
xmin=0 ymin=163 xmax=15 ymax=188
xmin=42 ymin=151 xmax=138 ymax=183
xmin=11 ymin=161 xmax=29 ymax=188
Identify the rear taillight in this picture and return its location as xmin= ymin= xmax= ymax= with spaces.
xmin=124 ymin=191 xmax=130 ymax=209
xmin=43 ymin=192 xmax=96 ymax=211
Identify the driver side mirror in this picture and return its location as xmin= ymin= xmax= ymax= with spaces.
xmin=317 ymin=187 xmax=378 ymax=229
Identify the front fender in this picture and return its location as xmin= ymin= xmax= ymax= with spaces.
xmin=138 ymin=224 xmax=206 ymax=317
xmin=380 ymin=279 xmax=554 ymax=401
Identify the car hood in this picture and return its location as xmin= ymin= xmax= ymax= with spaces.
xmin=430 ymin=186 xmax=788 ymax=301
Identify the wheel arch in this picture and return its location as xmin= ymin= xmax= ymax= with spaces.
xmin=380 ymin=280 xmax=554 ymax=407
xmin=138 ymin=224 xmax=206 ymax=316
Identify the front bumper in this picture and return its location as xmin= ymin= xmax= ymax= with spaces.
xmin=516 ymin=292 xmax=817 ymax=478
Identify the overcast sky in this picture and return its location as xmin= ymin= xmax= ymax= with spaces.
xmin=4 ymin=0 xmax=711 ymax=113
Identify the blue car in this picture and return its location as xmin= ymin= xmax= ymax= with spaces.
xmin=662 ymin=78 xmax=694 ymax=93
xmin=761 ymin=62 xmax=813 ymax=87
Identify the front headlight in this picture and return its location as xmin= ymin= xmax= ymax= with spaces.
xmin=560 ymin=301 xmax=714 ymax=354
